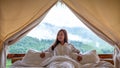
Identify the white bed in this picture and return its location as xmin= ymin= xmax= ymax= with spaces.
xmin=10 ymin=50 xmax=114 ymax=68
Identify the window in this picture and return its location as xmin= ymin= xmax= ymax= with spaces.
xmin=8 ymin=2 xmax=114 ymax=54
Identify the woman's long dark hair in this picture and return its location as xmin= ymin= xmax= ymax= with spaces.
xmin=51 ymin=29 xmax=68 ymax=50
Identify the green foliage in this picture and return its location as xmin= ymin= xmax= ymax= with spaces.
xmin=9 ymin=36 xmax=53 ymax=54
xmin=8 ymin=36 xmax=114 ymax=54
xmin=6 ymin=59 xmax=12 ymax=68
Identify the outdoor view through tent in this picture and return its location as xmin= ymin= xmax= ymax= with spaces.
xmin=8 ymin=3 xmax=114 ymax=54
xmin=6 ymin=2 xmax=114 ymax=68
xmin=8 ymin=2 xmax=114 ymax=54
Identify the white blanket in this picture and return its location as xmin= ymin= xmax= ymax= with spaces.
xmin=41 ymin=56 xmax=81 ymax=68
xmin=10 ymin=56 xmax=114 ymax=68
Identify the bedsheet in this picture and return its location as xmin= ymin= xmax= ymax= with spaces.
xmin=10 ymin=56 xmax=114 ymax=68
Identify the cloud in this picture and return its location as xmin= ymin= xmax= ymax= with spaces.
xmin=27 ymin=3 xmax=88 ymax=41
xmin=41 ymin=3 xmax=86 ymax=28
xmin=27 ymin=28 xmax=83 ymax=41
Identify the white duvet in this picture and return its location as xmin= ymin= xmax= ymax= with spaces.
xmin=10 ymin=56 xmax=114 ymax=68
xmin=10 ymin=50 xmax=114 ymax=68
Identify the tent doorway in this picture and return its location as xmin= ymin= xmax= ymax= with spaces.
xmin=6 ymin=2 xmax=114 ymax=68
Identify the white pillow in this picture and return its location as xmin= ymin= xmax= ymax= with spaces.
xmin=71 ymin=50 xmax=100 ymax=64
xmin=21 ymin=49 xmax=51 ymax=66
xmin=80 ymin=50 xmax=100 ymax=64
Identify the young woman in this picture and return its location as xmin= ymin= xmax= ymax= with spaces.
xmin=40 ymin=29 xmax=82 ymax=61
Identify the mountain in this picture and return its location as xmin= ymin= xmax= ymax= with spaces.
xmin=9 ymin=22 xmax=113 ymax=54
xmin=27 ymin=22 xmax=111 ymax=46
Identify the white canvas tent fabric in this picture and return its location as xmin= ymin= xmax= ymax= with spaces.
xmin=0 ymin=0 xmax=120 ymax=68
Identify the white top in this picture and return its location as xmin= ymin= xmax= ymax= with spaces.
xmin=45 ymin=43 xmax=80 ymax=57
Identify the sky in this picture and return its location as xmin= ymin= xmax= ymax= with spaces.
xmin=25 ymin=2 xmax=112 ymax=48
xmin=27 ymin=2 xmax=88 ymax=40
xmin=41 ymin=2 xmax=86 ymax=28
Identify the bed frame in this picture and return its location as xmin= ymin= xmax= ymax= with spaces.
xmin=7 ymin=54 xmax=114 ymax=64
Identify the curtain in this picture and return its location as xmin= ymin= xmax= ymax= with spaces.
xmin=62 ymin=0 xmax=120 ymax=68
xmin=114 ymin=46 xmax=120 ymax=68
xmin=0 ymin=0 xmax=57 ymax=68
xmin=0 ymin=0 xmax=57 ymax=50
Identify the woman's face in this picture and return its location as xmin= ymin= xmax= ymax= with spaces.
xmin=57 ymin=31 xmax=65 ymax=43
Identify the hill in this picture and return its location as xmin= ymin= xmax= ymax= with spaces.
xmin=8 ymin=22 xmax=114 ymax=54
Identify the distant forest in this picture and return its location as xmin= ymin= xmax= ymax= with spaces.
xmin=8 ymin=36 xmax=114 ymax=54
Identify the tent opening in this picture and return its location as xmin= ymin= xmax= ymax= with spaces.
xmin=6 ymin=2 xmax=114 ymax=68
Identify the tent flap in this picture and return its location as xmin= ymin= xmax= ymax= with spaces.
xmin=63 ymin=0 xmax=120 ymax=48
xmin=0 ymin=0 xmax=57 ymax=68
xmin=0 ymin=0 xmax=57 ymax=46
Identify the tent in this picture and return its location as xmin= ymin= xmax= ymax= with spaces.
xmin=0 ymin=0 xmax=120 ymax=68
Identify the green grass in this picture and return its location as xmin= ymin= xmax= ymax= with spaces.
xmin=6 ymin=59 xmax=12 ymax=68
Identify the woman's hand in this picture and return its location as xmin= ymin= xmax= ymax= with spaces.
xmin=40 ymin=52 xmax=45 ymax=58
xmin=77 ymin=54 xmax=82 ymax=61
xmin=76 ymin=51 xmax=80 ymax=54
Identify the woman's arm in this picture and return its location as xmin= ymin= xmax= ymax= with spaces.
xmin=70 ymin=44 xmax=80 ymax=54
xmin=70 ymin=44 xmax=82 ymax=61
xmin=44 ymin=46 xmax=52 ymax=52
xmin=40 ymin=46 xmax=53 ymax=58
